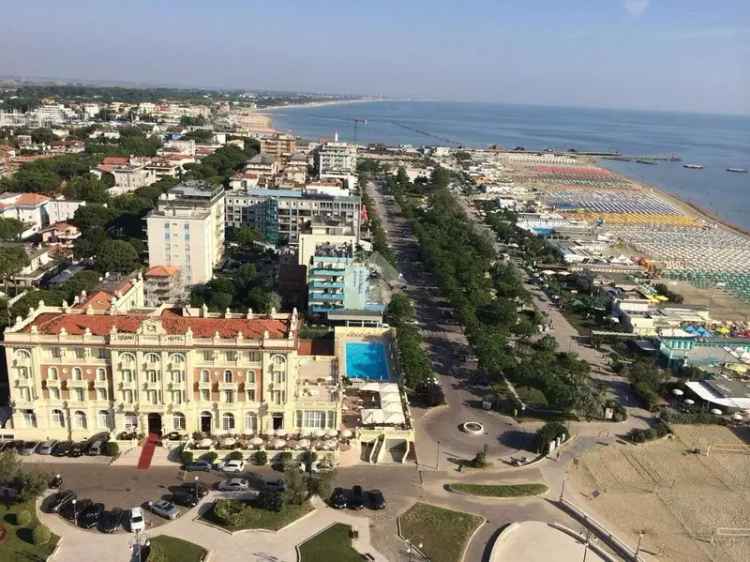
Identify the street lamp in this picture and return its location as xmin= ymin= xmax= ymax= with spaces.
xmin=406 ymin=540 xmax=423 ymax=562
xmin=71 ymin=499 xmax=77 ymax=527
xmin=436 ymin=440 xmax=441 ymax=471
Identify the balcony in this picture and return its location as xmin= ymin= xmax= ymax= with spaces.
xmin=120 ymin=381 xmax=135 ymax=390
xmin=197 ymin=381 xmax=211 ymax=390
xmin=309 ymin=292 xmax=344 ymax=303
xmin=143 ymin=381 xmax=161 ymax=391
xmin=69 ymin=379 xmax=87 ymax=388
xmin=219 ymin=382 xmax=238 ymax=391
xmin=310 ymin=280 xmax=344 ymax=290
xmin=46 ymin=379 xmax=61 ymax=388
xmin=94 ymin=380 xmax=109 ymax=388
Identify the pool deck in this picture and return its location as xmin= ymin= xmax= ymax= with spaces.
xmin=334 ymin=326 xmax=397 ymax=382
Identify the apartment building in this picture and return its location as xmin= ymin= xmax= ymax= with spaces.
xmin=0 ymin=192 xmax=85 ymax=238
xmin=2 ymin=305 xmax=341 ymax=440
xmin=146 ymin=181 xmax=225 ymax=286
xmin=225 ymin=187 xmax=361 ymax=246
xmin=144 ymin=265 xmax=185 ymax=306
xmin=260 ymin=133 xmax=297 ymax=163
xmin=314 ymin=138 xmax=357 ymax=181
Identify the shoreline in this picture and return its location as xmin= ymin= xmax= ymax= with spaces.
xmin=259 ymin=97 xmax=387 ymax=112
xmin=597 ymin=160 xmax=750 ymax=240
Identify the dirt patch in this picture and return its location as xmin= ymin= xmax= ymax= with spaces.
xmin=567 ymin=425 xmax=750 ymax=562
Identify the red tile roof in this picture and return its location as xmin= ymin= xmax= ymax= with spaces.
xmin=14 ymin=193 xmax=50 ymax=206
xmin=23 ymin=309 xmax=290 ymax=338
xmin=298 ymin=338 xmax=334 ymax=356
xmin=145 ymin=265 xmax=180 ymax=278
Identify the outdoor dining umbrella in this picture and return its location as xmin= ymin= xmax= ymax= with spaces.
xmin=684 ymin=399 xmax=695 ymax=405
xmin=297 ymin=439 xmax=311 ymax=449
xmin=672 ymin=389 xmax=684 ymax=396
xmin=250 ymin=437 xmax=264 ymax=446
xmin=271 ymin=438 xmax=287 ymax=449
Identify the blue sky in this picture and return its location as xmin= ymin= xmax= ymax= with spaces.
xmin=1 ymin=1 xmax=748 ymax=114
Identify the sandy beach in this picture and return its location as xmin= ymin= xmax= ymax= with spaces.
xmin=259 ymin=97 xmax=387 ymax=112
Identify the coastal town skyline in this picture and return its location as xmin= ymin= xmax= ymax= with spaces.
xmin=1 ymin=1 xmax=748 ymax=115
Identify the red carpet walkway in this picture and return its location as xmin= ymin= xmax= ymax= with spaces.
xmin=136 ymin=433 xmax=159 ymax=470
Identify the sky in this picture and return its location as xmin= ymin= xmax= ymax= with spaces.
xmin=1 ymin=1 xmax=748 ymax=115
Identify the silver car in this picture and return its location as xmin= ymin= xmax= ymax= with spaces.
xmin=217 ymin=478 xmax=250 ymax=492
xmin=19 ymin=441 xmax=39 ymax=455
xmin=36 ymin=440 xmax=58 ymax=455
xmin=149 ymin=500 xmax=179 ymax=520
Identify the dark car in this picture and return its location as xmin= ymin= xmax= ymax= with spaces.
xmin=48 ymin=474 xmax=64 ymax=489
xmin=61 ymin=498 xmax=92 ymax=522
xmin=51 ymin=441 xmax=73 ymax=457
xmin=349 ymin=485 xmax=365 ymax=510
xmin=368 ymin=489 xmax=386 ymax=510
xmin=79 ymin=502 xmax=105 ymax=528
xmin=165 ymin=432 xmax=185 ymax=441
xmin=330 ymin=487 xmax=348 ymax=510
xmin=99 ymin=508 xmax=125 ymax=533
xmin=67 ymin=442 xmax=86 ymax=457
xmin=44 ymin=490 xmax=76 ymax=513
xmin=184 ymin=460 xmax=212 ymax=472
xmin=178 ymin=481 xmax=209 ymax=499
xmin=171 ymin=488 xmax=199 ymax=508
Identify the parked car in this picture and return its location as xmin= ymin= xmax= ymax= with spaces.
xmin=368 ymin=489 xmax=386 ymax=510
xmin=37 ymin=440 xmax=58 ymax=455
xmin=184 ymin=460 xmax=212 ymax=472
xmin=217 ymin=478 xmax=251 ymax=492
xmin=79 ymin=502 xmax=105 ymax=528
xmin=51 ymin=441 xmax=73 ymax=456
xmin=18 ymin=441 xmax=40 ymax=455
xmin=171 ymin=488 xmax=199 ymax=508
xmin=149 ymin=500 xmax=178 ymax=520
xmin=61 ymin=498 xmax=92 ymax=522
xmin=219 ymin=459 xmax=245 ymax=473
xmin=48 ymin=474 xmax=64 ymax=489
xmin=68 ymin=442 xmax=86 ymax=457
xmin=263 ymin=479 xmax=287 ymax=493
xmin=349 ymin=485 xmax=365 ymax=510
xmin=86 ymin=439 xmax=106 ymax=456
xmin=164 ymin=432 xmax=185 ymax=441
xmin=178 ymin=481 xmax=209 ymax=499
xmin=330 ymin=487 xmax=348 ymax=509
xmin=128 ymin=507 xmax=145 ymax=532
xmin=99 ymin=508 xmax=125 ymax=533
xmin=46 ymin=490 xmax=76 ymax=513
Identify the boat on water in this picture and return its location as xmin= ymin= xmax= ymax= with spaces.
xmin=726 ymin=168 xmax=748 ymax=174
xmin=683 ymin=164 xmax=704 ymax=170
xmin=635 ymin=159 xmax=657 ymax=165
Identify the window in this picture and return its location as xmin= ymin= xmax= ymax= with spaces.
xmin=223 ymin=390 xmax=234 ymax=403
xmin=223 ymin=370 xmax=233 ymax=383
xmin=271 ymin=390 xmax=285 ymax=405
xmin=171 ymin=370 xmax=184 ymax=383
xmin=49 ymin=387 xmax=60 ymax=400
xmin=96 ymin=368 xmax=106 ymax=381
xmin=96 ymin=388 xmax=107 ymax=401
xmin=170 ymin=353 xmax=185 ymax=366
xmin=52 ymin=409 xmax=65 ymax=427
xmin=222 ymin=413 xmax=235 ymax=431
xmin=94 ymin=348 xmax=107 ymax=359
xmin=74 ymin=388 xmax=85 ymax=402
xmin=200 ymin=370 xmax=209 ymax=383
xmin=74 ymin=348 xmax=86 ymax=359
xmin=48 ymin=367 xmax=58 ymax=380
xmin=244 ymin=413 xmax=257 ymax=432
xmin=246 ymin=389 xmax=256 ymax=402
xmin=274 ymin=371 xmax=286 ymax=384
xmin=20 ymin=387 xmax=31 ymax=402
xmin=246 ymin=371 xmax=256 ymax=384
xmin=51 ymin=347 xmax=62 ymax=359
xmin=173 ymin=412 xmax=186 ymax=430
xmin=148 ymin=390 xmax=159 ymax=405
xmin=225 ymin=351 xmax=237 ymax=362
xmin=172 ymin=391 xmax=183 ymax=405
xmin=98 ymin=410 xmax=110 ymax=428
xmin=146 ymin=353 xmax=160 ymax=364
xmin=272 ymin=355 xmax=286 ymax=369
xmin=22 ymin=410 xmax=36 ymax=428
xmin=200 ymin=389 xmax=210 ymax=402
xmin=74 ymin=411 xmax=87 ymax=429
xmin=122 ymin=369 xmax=134 ymax=383
xmin=148 ymin=370 xmax=159 ymax=383
xmin=17 ymin=367 xmax=29 ymax=380
xmin=202 ymin=351 xmax=214 ymax=362
xmin=123 ymin=390 xmax=134 ymax=403
xmin=120 ymin=352 xmax=136 ymax=366
xmin=73 ymin=368 xmax=82 ymax=380
xmin=301 ymin=410 xmax=327 ymax=429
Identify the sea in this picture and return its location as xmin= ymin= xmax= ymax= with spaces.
xmin=269 ymin=101 xmax=750 ymax=231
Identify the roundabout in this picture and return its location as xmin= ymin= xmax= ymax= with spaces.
xmin=461 ymin=421 xmax=485 ymax=435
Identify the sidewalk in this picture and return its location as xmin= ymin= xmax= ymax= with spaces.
xmin=38 ymin=494 xmax=387 ymax=562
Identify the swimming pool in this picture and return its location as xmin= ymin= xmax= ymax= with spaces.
xmin=345 ymin=341 xmax=390 ymax=381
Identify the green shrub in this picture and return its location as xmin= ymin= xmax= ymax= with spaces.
xmin=17 ymin=510 xmax=32 ymax=527
xmin=534 ymin=421 xmax=568 ymax=453
xmin=213 ymin=499 xmax=245 ymax=527
xmin=643 ymin=428 xmax=657 ymax=440
xmin=103 ymin=441 xmax=119 ymax=457
xmin=227 ymin=450 xmax=244 ymax=461
xmin=201 ymin=451 xmax=218 ymax=464
xmin=181 ymin=450 xmax=194 ymax=465
xmin=257 ymin=491 xmax=284 ymax=512
xmin=252 ymin=450 xmax=267 ymax=466
xmin=32 ymin=525 xmax=51 ymax=545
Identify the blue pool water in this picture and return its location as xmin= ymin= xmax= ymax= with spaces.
xmin=345 ymin=341 xmax=390 ymax=381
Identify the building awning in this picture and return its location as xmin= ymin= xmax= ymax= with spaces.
xmin=685 ymin=381 xmax=750 ymax=410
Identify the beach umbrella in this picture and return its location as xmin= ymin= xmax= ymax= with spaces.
xmin=711 ymin=408 xmax=723 ymax=415
xmin=313 ymin=429 xmax=326 ymax=438
xmin=672 ymin=389 xmax=684 ymax=396
xmin=220 ymin=437 xmax=236 ymax=447
xmin=250 ymin=437 xmax=264 ymax=446
xmin=298 ymin=439 xmax=311 ymax=449
xmin=272 ymin=438 xmax=287 ymax=449
xmin=275 ymin=429 xmax=287 ymax=437
xmin=733 ymin=413 xmax=744 ymax=421
xmin=341 ymin=429 xmax=353 ymax=438
xmin=198 ymin=438 xmax=213 ymax=448
xmin=684 ymin=399 xmax=695 ymax=405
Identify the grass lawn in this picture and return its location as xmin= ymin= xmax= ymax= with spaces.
xmin=149 ymin=535 xmax=207 ymax=562
xmin=299 ymin=524 xmax=361 ymax=562
xmin=448 ymin=482 xmax=548 ymax=497
xmin=398 ymin=502 xmax=483 ymax=562
xmin=202 ymin=500 xmax=314 ymax=532
xmin=0 ymin=499 xmax=59 ymax=562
